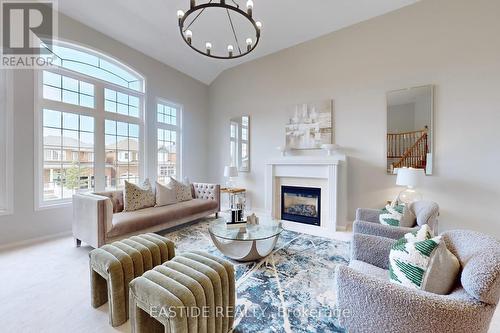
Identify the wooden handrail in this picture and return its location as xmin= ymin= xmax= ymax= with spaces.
xmin=387 ymin=129 xmax=428 ymax=136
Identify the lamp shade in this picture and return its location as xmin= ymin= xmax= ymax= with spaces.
xmin=396 ymin=167 xmax=422 ymax=187
xmin=224 ymin=166 xmax=238 ymax=178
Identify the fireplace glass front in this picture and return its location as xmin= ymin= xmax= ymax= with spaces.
xmin=281 ymin=186 xmax=321 ymax=226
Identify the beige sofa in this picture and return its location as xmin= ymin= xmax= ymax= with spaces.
xmin=72 ymin=183 xmax=220 ymax=248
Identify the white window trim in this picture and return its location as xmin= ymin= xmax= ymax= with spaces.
xmin=155 ymin=98 xmax=182 ymax=182
xmin=34 ymin=60 xmax=145 ymax=209
xmin=0 ymin=70 xmax=14 ymax=216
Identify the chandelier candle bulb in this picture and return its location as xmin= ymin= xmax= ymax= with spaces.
xmin=185 ymin=30 xmax=192 ymax=44
xmin=246 ymin=0 xmax=254 ymax=16
xmin=256 ymin=21 xmax=262 ymax=31
xmin=177 ymin=10 xmax=184 ymax=24
xmin=227 ymin=44 xmax=234 ymax=57
xmin=246 ymin=38 xmax=253 ymax=51
xmin=206 ymin=42 xmax=212 ymax=55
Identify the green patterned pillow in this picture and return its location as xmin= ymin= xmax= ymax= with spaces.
xmin=379 ymin=203 xmax=405 ymax=226
xmin=389 ymin=226 xmax=460 ymax=294
xmin=379 ymin=202 xmax=417 ymax=227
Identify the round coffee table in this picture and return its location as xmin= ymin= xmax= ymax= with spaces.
xmin=208 ymin=218 xmax=283 ymax=262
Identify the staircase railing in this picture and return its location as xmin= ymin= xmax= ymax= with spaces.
xmin=390 ymin=130 xmax=428 ymax=170
xmin=387 ymin=129 xmax=426 ymax=159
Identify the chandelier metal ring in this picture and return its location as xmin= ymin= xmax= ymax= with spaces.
xmin=178 ymin=1 xmax=261 ymax=60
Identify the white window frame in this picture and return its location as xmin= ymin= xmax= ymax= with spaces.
xmin=156 ymin=98 xmax=182 ymax=182
xmin=34 ymin=43 xmax=145 ymax=209
xmin=0 ymin=70 xmax=13 ymax=216
xmin=230 ymin=121 xmax=238 ymax=168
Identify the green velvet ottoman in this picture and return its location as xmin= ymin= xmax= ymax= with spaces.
xmin=129 ymin=251 xmax=235 ymax=333
xmin=89 ymin=233 xmax=175 ymax=327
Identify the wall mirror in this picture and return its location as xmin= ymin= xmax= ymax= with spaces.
xmin=386 ymin=85 xmax=434 ymax=175
xmin=230 ymin=115 xmax=250 ymax=172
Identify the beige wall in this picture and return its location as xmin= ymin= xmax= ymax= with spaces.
xmin=0 ymin=12 xmax=210 ymax=246
xmin=208 ymin=0 xmax=500 ymax=236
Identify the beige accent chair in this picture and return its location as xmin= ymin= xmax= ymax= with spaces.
xmin=73 ymin=183 xmax=220 ymax=248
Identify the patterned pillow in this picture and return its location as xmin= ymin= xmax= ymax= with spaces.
xmin=379 ymin=202 xmax=417 ymax=227
xmin=389 ymin=226 xmax=460 ymax=294
xmin=379 ymin=203 xmax=405 ymax=226
xmin=123 ymin=179 xmax=156 ymax=212
xmin=168 ymin=177 xmax=193 ymax=202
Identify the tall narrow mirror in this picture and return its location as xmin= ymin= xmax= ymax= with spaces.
xmin=230 ymin=115 xmax=250 ymax=172
xmin=387 ymin=85 xmax=434 ymax=175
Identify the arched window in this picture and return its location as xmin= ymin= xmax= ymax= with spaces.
xmin=36 ymin=41 xmax=145 ymax=207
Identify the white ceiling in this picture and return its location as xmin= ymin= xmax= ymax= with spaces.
xmin=58 ymin=0 xmax=418 ymax=84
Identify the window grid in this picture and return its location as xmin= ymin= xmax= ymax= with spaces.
xmin=42 ymin=42 xmax=144 ymax=92
xmin=157 ymin=128 xmax=177 ymax=183
xmin=42 ymin=109 xmax=95 ymax=202
xmin=157 ymin=103 xmax=177 ymax=125
xmin=43 ymin=71 xmax=95 ymax=108
xmin=104 ymin=88 xmax=140 ymax=118
xmin=37 ymin=43 xmax=146 ymax=207
xmin=105 ymin=120 xmax=140 ymax=189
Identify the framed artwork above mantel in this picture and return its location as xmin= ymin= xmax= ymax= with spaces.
xmin=285 ymin=100 xmax=334 ymax=150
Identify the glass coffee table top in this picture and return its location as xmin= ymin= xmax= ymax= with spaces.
xmin=209 ymin=217 xmax=283 ymax=241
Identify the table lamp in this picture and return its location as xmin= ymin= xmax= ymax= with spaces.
xmin=396 ymin=167 xmax=424 ymax=204
xmin=224 ymin=166 xmax=238 ymax=188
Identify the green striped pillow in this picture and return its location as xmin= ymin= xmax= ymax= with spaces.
xmin=389 ymin=226 xmax=460 ymax=294
xmin=379 ymin=203 xmax=405 ymax=226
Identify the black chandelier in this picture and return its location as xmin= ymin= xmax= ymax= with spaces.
xmin=177 ymin=0 xmax=262 ymax=59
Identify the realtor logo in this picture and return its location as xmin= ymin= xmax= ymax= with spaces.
xmin=1 ymin=0 xmax=57 ymax=68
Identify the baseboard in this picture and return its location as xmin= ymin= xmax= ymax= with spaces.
xmin=0 ymin=230 xmax=72 ymax=252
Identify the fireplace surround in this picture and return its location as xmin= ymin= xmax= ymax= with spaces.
xmin=265 ymin=156 xmax=345 ymax=238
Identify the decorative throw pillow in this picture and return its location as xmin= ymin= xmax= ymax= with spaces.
xmin=404 ymin=224 xmax=433 ymax=242
xmin=169 ymin=177 xmax=193 ymax=202
xmin=389 ymin=228 xmax=460 ymax=295
xmin=155 ymin=181 xmax=177 ymax=207
xmin=123 ymin=179 xmax=155 ymax=212
xmin=379 ymin=202 xmax=416 ymax=227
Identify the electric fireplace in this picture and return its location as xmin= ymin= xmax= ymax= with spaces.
xmin=281 ymin=186 xmax=321 ymax=226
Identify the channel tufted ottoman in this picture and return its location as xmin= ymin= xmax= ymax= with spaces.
xmin=129 ymin=251 xmax=235 ymax=333
xmin=89 ymin=233 xmax=175 ymax=327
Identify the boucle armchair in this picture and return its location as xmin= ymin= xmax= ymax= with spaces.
xmin=335 ymin=230 xmax=500 ymax=333
xmin=353 ymin=200 xmax=439 ymax=239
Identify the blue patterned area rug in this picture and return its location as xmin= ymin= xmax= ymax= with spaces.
xmin=163 ymin=218 xmax=350 ymax=333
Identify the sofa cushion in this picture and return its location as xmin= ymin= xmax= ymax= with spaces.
xmin=95 ymin=190 xmax=124 ymax=213
xmin=108 ymin=199 xmax=218 ymax=238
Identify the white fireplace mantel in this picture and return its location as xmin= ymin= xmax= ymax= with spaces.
xmin=265 ymin=155 xmax=345 ymax=238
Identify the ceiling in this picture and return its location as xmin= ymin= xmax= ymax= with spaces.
xmin=58 ymin=0 xmax=418 ymax=85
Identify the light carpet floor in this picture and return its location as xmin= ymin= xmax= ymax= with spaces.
xmin=0 ymin=218 xmax=499 ymax=333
